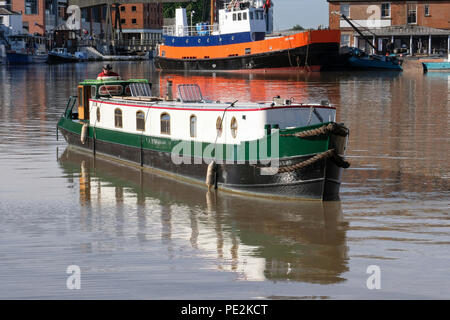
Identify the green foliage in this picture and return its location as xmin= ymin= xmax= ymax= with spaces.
xmin=291 ymin=24 xmax=305 ymax=31
xmin=163 ymin=1 xmax=206 ymax=25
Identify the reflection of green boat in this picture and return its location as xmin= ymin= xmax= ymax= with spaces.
xmin=58 ymin=147 xmax=349 ymax=284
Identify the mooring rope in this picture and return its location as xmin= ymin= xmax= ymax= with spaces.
xmin=281 ymin=122 xmax=349 ymax=139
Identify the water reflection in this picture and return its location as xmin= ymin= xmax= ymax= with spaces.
xmin=58 ymin=147 xmax=349 ymax=284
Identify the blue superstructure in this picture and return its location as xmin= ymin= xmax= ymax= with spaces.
xmin=163 ymin=31 xmax=265 ymax=47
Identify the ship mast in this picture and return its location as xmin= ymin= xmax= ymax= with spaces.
xmin=210 ymin=0 xmax=215 ymax=25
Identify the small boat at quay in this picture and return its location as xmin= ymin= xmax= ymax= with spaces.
xmin=346 ymin=48 xmax=402 ymax=71
xmin=422 ymin=59 xmax=450 ymax=72
xmin=47 ymin=48 xmax=79 ymax=64
xmin=155 ymin=0 xmax=341 ymax=72
xmin=57 ymin=78 xmax=350 ymax=200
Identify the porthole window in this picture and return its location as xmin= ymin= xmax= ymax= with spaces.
xmin=96 ymin=107 xmax=100 ymax=122
xmin=115 ymin=108 xmax=122 ymax=128
xmin=190 ymin=115 xmax=197 ymax=138
xmin=161 ymin=113 xmax=170 ymax=135
xmin=216 ymin=117 xmax=223 ymax=137
xmin=231 ymin=117 xmax=238 ymax=138
xmin=136 ymin=110 xmax=145 ymax=131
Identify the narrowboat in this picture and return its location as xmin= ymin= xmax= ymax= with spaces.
xmin=155 ymin=0 xmax=341 ymax=72
xmin=57 ymin=78 xmax=350 ymax=200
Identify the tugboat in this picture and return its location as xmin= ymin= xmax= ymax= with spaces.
xmin=57 ymin=78 xmax=350 ymax=200
xmin=155 ymin=0 xmax=341 ymax=72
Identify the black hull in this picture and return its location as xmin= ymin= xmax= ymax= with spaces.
xmin=58 ymin=127 xmax=343 ymax=201
xmin=46 ymin=53 xmax=79 ymax=64
xmin=155 ymin=43 xmax=340 ymax=72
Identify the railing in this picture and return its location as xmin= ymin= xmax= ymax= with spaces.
xmin=163 ymin=24 xmax=219 ymax=37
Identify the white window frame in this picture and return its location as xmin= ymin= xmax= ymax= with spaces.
xmin=381 ymin=3 xmax=391 ymax=18
xmin=340 ymin=4 xmax=350 ymax=18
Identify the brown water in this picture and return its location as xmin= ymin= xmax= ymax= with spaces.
xmin=0 ymin=62 xmax=448 ymax=299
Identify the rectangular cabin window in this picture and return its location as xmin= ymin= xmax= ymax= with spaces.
xmin=136 ymin=111 xmax=145 ymax=131
xmin=238 ymin=13 xmax=242 ymax=21
xmin=243 ymin=12 xmax=247 ymax=20
xmin=250 ymin=12 xmax=253 ymax=20
xmin=233 ymin=13 xmax=236 ymax=21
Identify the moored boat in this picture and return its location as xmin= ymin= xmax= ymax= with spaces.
xmin=422 ymin=59 xmax=450 ymax=72
xmin=57 ymin=78 xmax=350 ymax=200
xmin=5 ymin=34 xmax=48 ymax=64
xmin=155 ymin=0 xmax=341 ymax=72
xmin=346 ymin=48 xmax=402 ymax=71
xmin=47 ymin=48 xmax=79 ymax=64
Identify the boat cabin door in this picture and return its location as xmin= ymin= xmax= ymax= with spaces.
xmin=78 ymin=85 xmax=91 ymax=120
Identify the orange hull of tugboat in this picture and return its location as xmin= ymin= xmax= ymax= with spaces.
xmin=155 ymin=29 xmax=341 ymax=72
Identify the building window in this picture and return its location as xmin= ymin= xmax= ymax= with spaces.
xmin=216 ymin=117 xmax=223 ymax=137
xmin=407 ymin=4 xmax=417 ymax=24
xmin=424 ymin=4 xmax=430 ymax=16
xmin=340 ymin=4 xmax=350 ymax=17
xmin=96 ymin=108 xmax=100 ymax=123
xmin=190 ymin=115 xmax=197 ymax=138
xmin=381 ymin=3 xmax=391 ymax=18
xmin=136 ymin=111 xmax=145 ymax=131
xmin=115 ymin=109 xmax=123 ymax=128
xmin=160 ymin=113 xmax=170 ymax=135
xmin=340 ymin=34 xmax=350 ymax=47
xmin=230 ymin=117 xmax=238 ymax=138
xmin=120 ymin=6 xmax=125 ymax=12
xmin=120 ymin=19 xmax=126 ymax=24
xmin=132 ymin=6 xmax=137 ymax=12
xmin=25 ymin=0 xmax=38 ymax=15
xmin=132 ymin=19 xmax=137 ymax=24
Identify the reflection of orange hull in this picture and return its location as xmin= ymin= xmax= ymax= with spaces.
xmin=158 ymin=30 xmax=340 ymax=60
xmin=158 ymin=73 xmax=310 ymax=103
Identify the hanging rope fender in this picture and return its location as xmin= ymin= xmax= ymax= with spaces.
xmin=281 ymin=122 xmax=349 ymax=139
xmin=274 ymin=149 xmax=350 ymax=174
xmin=80 ymin=123 xmax=89 ymax=144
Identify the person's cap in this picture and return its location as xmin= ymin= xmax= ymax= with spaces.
xmin=103 ymin=64 xmax=112 ymax=70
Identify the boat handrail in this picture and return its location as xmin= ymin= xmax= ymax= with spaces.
xmin=163 ymin=24 xmax=219 ymax=37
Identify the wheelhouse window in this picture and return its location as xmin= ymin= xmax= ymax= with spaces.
xmin=161 ymin=113 xmax=170 ymax=135
xmin=243 ymin=12 xmax=247 ymax=20
xmin=190 ymin=115 xmax=197 ymax=138
xmin=230 ymin=117 xmax=238 ymax=138
xmin=115 ymin=109 xmax=123 ymax=128
xmin=407 ymin=4 xmax=417 ymax=24
xmin=381 ymin=3 xmax=391 ymax=18
xmin=136 ymin=111 xmax=145 ymax=131
xmin=340 ymin=4 xmax=350 ymax=17
xmin=216 ymin=117 xmax=223 ymax=137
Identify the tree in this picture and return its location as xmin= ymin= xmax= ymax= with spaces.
xmin=291 ymin=24 xmax=305 ymax=31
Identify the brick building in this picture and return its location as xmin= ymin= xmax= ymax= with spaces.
xmin=328 ymin=0 xmax=450 ymax=55
xmin=112 ymin=2 xmax=163 ymax=45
